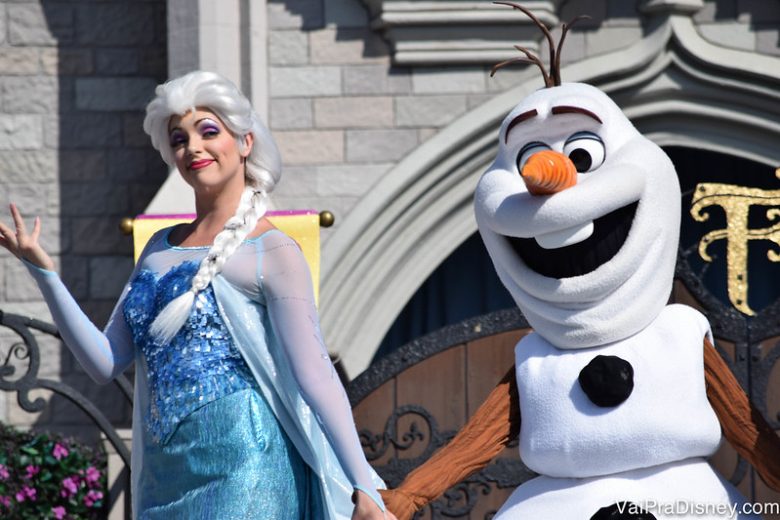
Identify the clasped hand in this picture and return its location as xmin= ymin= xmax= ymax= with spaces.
xmin=353 ymin=489 xmax=398 ymax=520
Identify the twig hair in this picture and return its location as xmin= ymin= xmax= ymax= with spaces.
xmin=490 ymin=2 xmax=589 ymax=87
xmin=142 ymin=71 xmax=280 ymax=344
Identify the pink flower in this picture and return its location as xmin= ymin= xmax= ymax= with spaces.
xmin=0 ymin=464 xmax=9 ymax=480
xmin=51 ymin=505 xmax=67 ymax=519
xmin=83 ymin=489 xmax=103 ymax=507
xmin=52 ymin=443 xmax=69 ymax=460
xmin=15 ymin=485 xmax=36 ymax=502
xmin=60 ymin=476 xmax=79 ymax=497
xmin=25 ymin=465 xmax=40 ymax=479
xmin=0 ymin=495 xmax=11 ymax=507
xmin=85 ymin=466 xmax=101 ymax=485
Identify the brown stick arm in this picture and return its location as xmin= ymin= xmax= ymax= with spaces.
xmin=380 ymin=366 xmax=521 ymax=520
xmin=704 ymin=337 xmax=780 ymax=490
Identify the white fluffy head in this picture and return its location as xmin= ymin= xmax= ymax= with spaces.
xmin=143 ymin=70 xmax=281 ymax=193
xmin=475 ymin=83 xmax=680 ymax=348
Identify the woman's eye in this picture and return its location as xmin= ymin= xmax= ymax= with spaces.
xmin=200 ymin=124 xmax=220 ymax=138
xmin=169 ymin=133 xmax=186 ymax=147
xmin=563 ymin=132 xmax=605 ymax=173
xmin=516 ymin=142 xmax=550 ymax=171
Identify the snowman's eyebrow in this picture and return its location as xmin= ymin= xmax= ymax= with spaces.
xmin=551 ymin=105 xmax=603 ymax=124
xmin=504 ymin=109 xmax=539 ymax=143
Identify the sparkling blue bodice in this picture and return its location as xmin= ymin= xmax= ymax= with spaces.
xmin=123 ymin=261 xmax=256 ymax=444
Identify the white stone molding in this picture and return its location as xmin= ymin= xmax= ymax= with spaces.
xmin=323 ymin=10 xmax=780 ymax=378
xmin=640 ymin=0 xmax=705 ymax=15
xmin=359 ymin=0 xmax=559 ymax=64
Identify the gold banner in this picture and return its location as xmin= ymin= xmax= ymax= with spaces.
xmin=132 ymin=213 xmax=321 ymax=305
xmin=690 ymin=183 xmax=780 ymax=316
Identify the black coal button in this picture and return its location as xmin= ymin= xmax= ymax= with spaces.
xmin=590 ymin=502 xmax=656 ymax=519
xmin=578 ymin=355 xmax=634 ymax=407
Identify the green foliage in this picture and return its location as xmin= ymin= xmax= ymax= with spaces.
xmin=0 ymin=422 xmax=107 ymax=520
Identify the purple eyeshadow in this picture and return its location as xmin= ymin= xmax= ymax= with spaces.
xmin=169 ymin=130 xmax=186 ymax=146
xmin=199 ymin=120 xmax=221 ymax=135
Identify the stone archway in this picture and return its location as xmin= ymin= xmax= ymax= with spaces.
xmin=322 ymin=9 xmax=780 ymax=377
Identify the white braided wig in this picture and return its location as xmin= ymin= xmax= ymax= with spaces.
xmin=142 ymin=71 xmax=282 ymax=344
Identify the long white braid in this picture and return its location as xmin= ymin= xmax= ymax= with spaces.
xmin=148 ymin=187 xmax=269 ymax=344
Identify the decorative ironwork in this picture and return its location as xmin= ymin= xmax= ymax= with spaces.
xmin=359 ymin=405 xmax=456 ymax=488
xmin=356 ymin=400 xmax=534 ymax=519
xmin=0 ymin=310 xmax=133 ymax=512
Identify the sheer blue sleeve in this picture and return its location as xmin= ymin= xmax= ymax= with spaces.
xmin=23 ymin=260 xmax=136 ymax=385
xmin=259 ymin=231 xmax=385 ymax=512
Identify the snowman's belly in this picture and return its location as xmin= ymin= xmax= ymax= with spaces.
xmin=495 ymin=459 xmax=758 ymax=520
xmin=516 ymin=306 xmax=722 ymax=478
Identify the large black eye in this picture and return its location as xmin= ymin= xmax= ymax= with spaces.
xmin=563 ymin=132 xmax=605 ymax=173
xmin=516 ymin=141 xmax=550 ymax=172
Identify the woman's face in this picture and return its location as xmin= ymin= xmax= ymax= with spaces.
xmin=168 ymin=108 xmax=252 ymax=196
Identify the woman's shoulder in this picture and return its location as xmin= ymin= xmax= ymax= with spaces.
xmin=249 ymin=217 xmax=277 ymax=239
xmin=251 ymin=220 xmax=300 ymax=252
xmin=138 ymin=227 xmax=173 ymax=257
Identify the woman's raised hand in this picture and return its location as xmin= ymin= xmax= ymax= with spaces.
xmin=0 ymin=204 xmax=55 ymax=271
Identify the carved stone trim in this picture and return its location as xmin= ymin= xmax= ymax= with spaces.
xmin=359 ymin=0 xmax=559 ymax=65
xmin=640 ymin=0 xmax=705 ymax=15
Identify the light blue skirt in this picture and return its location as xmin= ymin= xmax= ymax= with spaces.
xmin=137 ymin=388 xmax=322 ymax=519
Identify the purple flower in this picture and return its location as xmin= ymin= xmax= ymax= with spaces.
xmin=0 ymin=495 xmax=11 ymax=507
xmin=52 ymin=443 xmax=69 ymax=460
xmin=51 ymin=505 xmax=67 ymax=519
xmin=23 ymin=486 xmax=36 ymax=501
xmin=83 ymin=489 xmax=103 ymax=508
xmin=25 ymin=465 xmax=40 ymax=479
xmin=60 ymin=476 xmax=78 ymax=497
xmin=0 ymin=464 xmax=9 ymax=480
xmin=85 ymin=466 xmax=101 ymax=486
xmin=15 ymin=485 xmax=36 ymax=502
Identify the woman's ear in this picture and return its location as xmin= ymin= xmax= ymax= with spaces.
xmin=241 ymin=132 xmax=254 ymax=158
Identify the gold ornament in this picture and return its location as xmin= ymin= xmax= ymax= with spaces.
xmin=690 ymin=183 xmax=780 ymax=316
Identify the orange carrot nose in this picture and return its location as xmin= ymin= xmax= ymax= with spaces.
xmin=521 ymin=150 xmax=577 ymax=196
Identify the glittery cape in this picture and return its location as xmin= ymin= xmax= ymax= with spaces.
xmin=129 ymin=274 xmax=384 ymax=519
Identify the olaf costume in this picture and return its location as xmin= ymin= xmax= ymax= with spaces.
xmin=378 ymin=5 xmax=780 ymax=520
xmin=474 ymin=82 xmax=758 ymax=519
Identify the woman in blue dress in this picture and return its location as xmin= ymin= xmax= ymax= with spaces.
xmin=0 ymin=71 xmax=394 ymax=520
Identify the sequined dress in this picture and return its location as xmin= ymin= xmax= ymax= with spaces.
xmin=123 ymin=260 xmax=319 ymax=518
xmin=24 ymin=228 xmax=386 ymax=519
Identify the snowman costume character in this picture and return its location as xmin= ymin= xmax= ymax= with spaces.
xmin=378 ymin=4 xmax=780 ymax=520
xmin=475 ymin=80 xmax=753 ymax=520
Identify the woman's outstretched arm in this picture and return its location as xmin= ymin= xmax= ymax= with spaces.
xmin=260 ymin=230 xmax=395 ymax=520
xmin=0 ymin=204 xmax=135 ymax=384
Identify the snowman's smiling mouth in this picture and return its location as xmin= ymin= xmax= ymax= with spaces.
xmin=505 ymin=201 xmax=639 ymax=279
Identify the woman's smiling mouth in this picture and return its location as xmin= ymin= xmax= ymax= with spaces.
xmin=188 ymin=159 xmax=215 ymax=170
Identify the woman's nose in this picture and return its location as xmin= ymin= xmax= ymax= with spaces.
xmin=184 ymin=135 xmax=203 ymax=155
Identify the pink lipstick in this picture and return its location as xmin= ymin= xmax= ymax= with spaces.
xmin=189 ymin=159 xmax=214 ymax=170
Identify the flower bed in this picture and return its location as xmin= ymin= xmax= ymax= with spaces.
xmin=0 ymin=423 xmax=107 ymax=519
